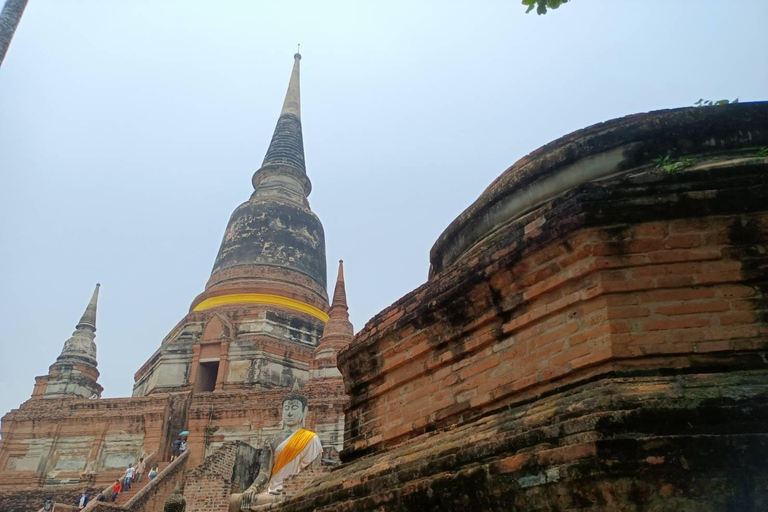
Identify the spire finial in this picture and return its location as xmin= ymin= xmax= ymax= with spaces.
xmin=331 ymin=260 xmax=348 ymax=310
xmin=280 ymin=51 xmax=301 ymax=117
xmin=76 ymin=283 xmax=100 ymax=331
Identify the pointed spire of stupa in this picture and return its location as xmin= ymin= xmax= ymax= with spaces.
xmin=198 ymin=51 xmax=328 ymax=329
xmin=279 ymin=51 xmax=301 ymax=118
xmin=35 ymin=284 xmax=104 ymax=400
xmin=331 ymin=260 xmax=348 ymax=311
xmin=311 ymin=261 xmax=354 ymax=378
xmin=76 ymin=283 xmax=100 ymax=331
xmin=260 ymin=51 xmax=306 ymax=176
xmin=57 ymin=284 xmax=100 ymax=366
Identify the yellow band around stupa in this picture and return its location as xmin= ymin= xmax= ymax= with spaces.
xmin=193 ymin=293 xmax=329 ymax=322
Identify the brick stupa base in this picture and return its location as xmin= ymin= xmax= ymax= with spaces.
xmin=279 ymin=103 xmax=768 ymax=511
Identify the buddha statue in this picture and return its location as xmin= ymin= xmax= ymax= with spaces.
xmin=229 ymin=381 xmax=323 ymax=512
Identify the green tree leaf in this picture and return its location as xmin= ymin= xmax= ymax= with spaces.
xmin=523 ymin=0 xmax=570 ymax=15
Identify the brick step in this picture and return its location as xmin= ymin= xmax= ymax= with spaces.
xmin=280 ymin=467 xmax=332 ymax=497
xmin=113 ymin=461 xmax=170 ymax=505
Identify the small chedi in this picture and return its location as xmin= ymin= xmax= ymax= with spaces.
xmin=229 ymin=382 xmax=321 ymax=511
xmin=33 ymin=283 xmax=103 ymax=400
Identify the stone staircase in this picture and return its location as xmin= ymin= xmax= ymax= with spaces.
xmin=113 ymin=461 xmax=170 ymax=505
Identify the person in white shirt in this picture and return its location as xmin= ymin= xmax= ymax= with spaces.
xmin=123 ymin=463 xmax=136 ymax=491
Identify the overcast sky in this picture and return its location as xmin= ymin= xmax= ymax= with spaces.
xmin=0 ymin=0 xmax=766 ymax=420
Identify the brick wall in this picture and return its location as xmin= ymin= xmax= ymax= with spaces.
xmin=51 ymin=505 xmax=80 ymax=512
xmin=279 ymin=466 xmax=330 ymax=499
xmin=280 ymin=102 xmax=768 ymax=512
xmin=186 ymin=385 xmax=345 ymax=468
xmin=341 ymin=163 xmax=768 ymax=459
xmin=0 ymin=374 xmax=345 ymax=500
xmin=183 ymin=442 xmax=259 ymax=512
xmin=0 ymin=394 xmax=175 ymax=491
xmin=283 ymin=371 xmax=768 ymax=512
xmin=0 ymin=487 xmax=97 ymax=512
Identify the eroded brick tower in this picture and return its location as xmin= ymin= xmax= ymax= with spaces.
xmin=128 ymin=53 xmax=351 ymax=467
xmin=134 ymin=53 xmax=330 ymax=398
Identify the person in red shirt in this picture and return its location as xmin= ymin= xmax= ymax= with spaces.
xmin=110 ymin=480 xmax=122 ymax=502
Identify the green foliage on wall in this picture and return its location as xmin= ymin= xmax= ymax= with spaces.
xmin=653 ymin=155 xmax=696 ymax=174
xmin=695 ymin=98 xmax=739 ymax=107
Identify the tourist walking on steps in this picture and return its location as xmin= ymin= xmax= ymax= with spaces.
xmin=110 ymin=479 xmax=122 ymax=502
xmin=123 ymin=463 xmax=135 ymax=491
xmin=171 ymin=437 xmax=181 ymax=461
xmin=77 ymin=491 xmax=89 ymax=508
xmin=149 ymin=463 xmax=159 ymax=481
xmin=135 ymin=457 xmax=146 ymax=483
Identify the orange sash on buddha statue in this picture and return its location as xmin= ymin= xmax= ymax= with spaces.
xmin=272 ymin=429 xmax=316 ymax=476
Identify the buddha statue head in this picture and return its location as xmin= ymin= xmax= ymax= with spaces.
xmin=164 ymin=485 xmax=187 ymax=512
xmin=279 ymin=380 xmax=308 ymax=429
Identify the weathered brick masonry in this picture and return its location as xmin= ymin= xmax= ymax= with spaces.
xmin=0 ymin=394 xmax=175 ymax=491
xmin=185 ymin=379 xmax=346 ymax=469
xmin=0 ymin=487 xmax=97 ymax=512
xmin=182 ymin=442 xmax=259 ymax=512
xmin=0 ymin=382 xmax=344 ymax=502
xmin=280 ymin=103 xmax=768 ymax=511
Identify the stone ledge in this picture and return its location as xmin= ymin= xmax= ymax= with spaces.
xmin=281 ymin=371 xmax=768 ymax=512
xmin=430 ymin=102 xmax=768 ymax=273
